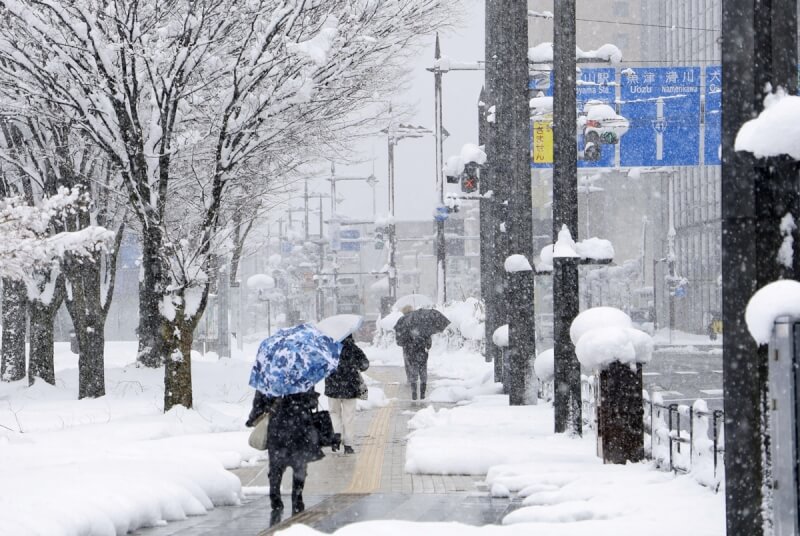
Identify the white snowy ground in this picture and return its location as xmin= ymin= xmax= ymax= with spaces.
xmin=652 ymin=327 xmax=721 ymax=347
xmin=286 ymin=342 xmax=725 ymax=536
xmin=0 ymin=339 xmax=387 ymax=536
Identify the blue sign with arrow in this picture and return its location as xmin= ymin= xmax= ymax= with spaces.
xmin=620 ymin=67 xmax=702 ymax=167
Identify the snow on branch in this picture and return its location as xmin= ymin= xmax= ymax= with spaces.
xmin=0 ymin=188 xmax=113 ymax=281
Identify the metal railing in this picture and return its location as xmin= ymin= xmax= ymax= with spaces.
xmin=643 ymin=393 xmax=724 ymax=490
xmin=542 ymin=379 xmax=724 ymax=490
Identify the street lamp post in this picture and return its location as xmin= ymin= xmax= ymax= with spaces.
xmin=384 ymin=107 xmax=432 ymax=300
xmin=325 ymin=162 xmax=378 ymax=315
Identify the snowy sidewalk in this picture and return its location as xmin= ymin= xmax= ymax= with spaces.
xmin=132 ymin=365 xmax=507 ymax=536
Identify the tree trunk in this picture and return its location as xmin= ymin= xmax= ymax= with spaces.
xmin=64 ymin=251 xmax=109 ymax=399
xmin=78 ymin=326 xmax=106 ymax=398
xmin=1 ymin=279 xmax=27 ymax=382
xmin=28 ymin=298 xmax=59 ymax=385
xmin=164 ymin=319 xmax=194 ymax=410
xmin=137 ymin=228 xmax=168 ymax=368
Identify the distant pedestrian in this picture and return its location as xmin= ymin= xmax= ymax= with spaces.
xmin=396 ymin=305 xmax=433 ymax=400
xmin=324 ymin=334 xmax=369 ymax=454
xmin=246 ymin=388 xmax=323 ymax=523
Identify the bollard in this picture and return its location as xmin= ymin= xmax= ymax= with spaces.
xmin=598 ymin=361 xmax=644 ymax=464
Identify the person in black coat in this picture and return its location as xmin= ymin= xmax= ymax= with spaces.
xmin=324 ymin=335 xmax=369 ymax=454
xmin=396 ymin=306 xmax=432 ymax=400
xmin=246 ymin=388 xmax=323 ymax=520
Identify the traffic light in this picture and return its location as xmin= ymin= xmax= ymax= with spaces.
xmin=461 ymin=162 xmax=479 ymax=193
xmin=583 ymin=142 xmax=601 ymax=162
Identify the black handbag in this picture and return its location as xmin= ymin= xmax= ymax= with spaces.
xmin=311 ymin=409 xmax=340 ymax=449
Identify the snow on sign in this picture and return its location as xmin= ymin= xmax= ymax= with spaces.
xmin=620 ymin=67 xmax=702 ymax=167
xmin=704 ymin=67 xmax=722 ymax=165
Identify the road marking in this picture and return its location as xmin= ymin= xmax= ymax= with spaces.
xmin=700 ymin=389 xmax=723 ymax=396
xmin=674 ymin=371 xmax=699 ymax=375
xmin=642 ymin=372 xmax=661 ymax=376
xmin=713 ymin=370 xmax=723 ymax=374
xmin=344 ymin=385 xmax=397 ymax=494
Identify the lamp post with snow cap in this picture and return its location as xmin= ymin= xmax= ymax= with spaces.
xmin=383 ymin=109 xmax=432 ymax=300
xmin=323 ymin=162 xmax=378 ymax=314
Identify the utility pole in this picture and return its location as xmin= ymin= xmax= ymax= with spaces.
xmin=433 ymin=34 xmax=447 ymax=304
xmin=497 ymin=1 xmax=536 ymax=406
xmin=304 ymin=179 xmax=310 ymax=241
xmin=387 ymin=118 xmax=397 ymax=300
xmin=483 ymin=0 xmax=509 ymax=386
xmin=552 ymin=0 xmax=582 ymax=434
xmin=477 ymin=86 xmax=494 ymax=367
xmin=479 ymin=0 xmax=506 ymax=382
xmin=721 ymin=1 xmax=799 ymax=535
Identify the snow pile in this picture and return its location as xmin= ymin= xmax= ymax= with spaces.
xmin=528 ymin=43 xmax=622 ymax=64
xmin=571 ymin=307 xmax=653 ymax=370
xmin=553 ymin=225 xmax=579 ymax=258
xmin=575 ymin=237 xmax=614 ymax=261
xmin=441 ymin=298 xmax=485 ymax=341
xmin=577 ymin=44 xmax=623 ymax=64
xmin=0 ymin=343 xmax=262 ymax=535
xmin=745 ymin=279 xmax=800 ymax=344
xmin=444 ymin=143 xmax=487 ymax=177
xmin=533 ymin=349 xmax=554 ymax=381
xmin=528 ymin=42 xmax=554 ymax=63
xmin=492 ymin=324 xmax=509 ymax=347
xmin=505 ymin=254 xmax=533 ymax=272
xmin=401 ymin=396 xmax=723 ymax=535
xmin=537 ymin=244 xmax=555 ymax=272
xmin=569 ymin=307 xmax=632 ymax=343
xmin=537 ymin=231 xmax=614 ymax=272
xmin=530 ymin=96 xmax=554 ymax=116
xmin=246 ymin=273 xmax=275 ymax=289
xmin=735 ymin=89 xmax=800 ymax=160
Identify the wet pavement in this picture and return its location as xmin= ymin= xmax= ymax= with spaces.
xmin=133 ymin=366 xmax=518 ymax=535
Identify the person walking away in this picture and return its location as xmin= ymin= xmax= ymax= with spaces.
xmin=246 ymin=388 xmax=323 ymax=523
xmin=324 ymin=334 xmax=369 ymax=454
xmin=396 ymin=305 xmax=432 ymax=400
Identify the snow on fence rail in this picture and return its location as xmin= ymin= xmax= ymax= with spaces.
xmin=542 ymin=379 xmax=724 ymax=491
xmin=643 ymin=391 xmax=724 ymax=491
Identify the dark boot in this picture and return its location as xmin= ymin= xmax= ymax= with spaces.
xmin=270 ymin=508 xmax=284 ymax=527
xmin=291 ymin=466 xmax=306 ymax=515
xmin=420 ymin=382 xmax=427 ymax=400
xmin=410 ymin=382 xmax=418 ymax=400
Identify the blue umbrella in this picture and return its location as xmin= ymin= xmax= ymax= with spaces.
xmin=249 ymin=323 xmax=343 ymax=397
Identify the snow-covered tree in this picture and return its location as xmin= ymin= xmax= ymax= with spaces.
xmin=0 ymin=0 xmax=455 ymax=409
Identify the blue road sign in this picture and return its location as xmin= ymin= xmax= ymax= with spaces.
xmin=280 ymin=241 xmax=293 ymax=254
xmin=704 ymin=66 xmax=722 ymax=165
xmin=620 ymin=67 xmax=702 ymax=167
xmin=340 ymin=229 xmax=361 ymax=252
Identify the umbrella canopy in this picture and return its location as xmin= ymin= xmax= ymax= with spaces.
xmin=394 ymin=308 xmax=451 ymax=341
xmin=315 ymin=314 xmax=363 ymax=342
xmin=392 ymin=293 xmax=434 ymax=312
xmin=249 ymin=323 xmax=342 ymax=397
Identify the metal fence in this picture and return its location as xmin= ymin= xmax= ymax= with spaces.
xmin=544 ymin=378 xmax=724 ymax=491
xmin=643 ymin=393 xmax=725 ymax=490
